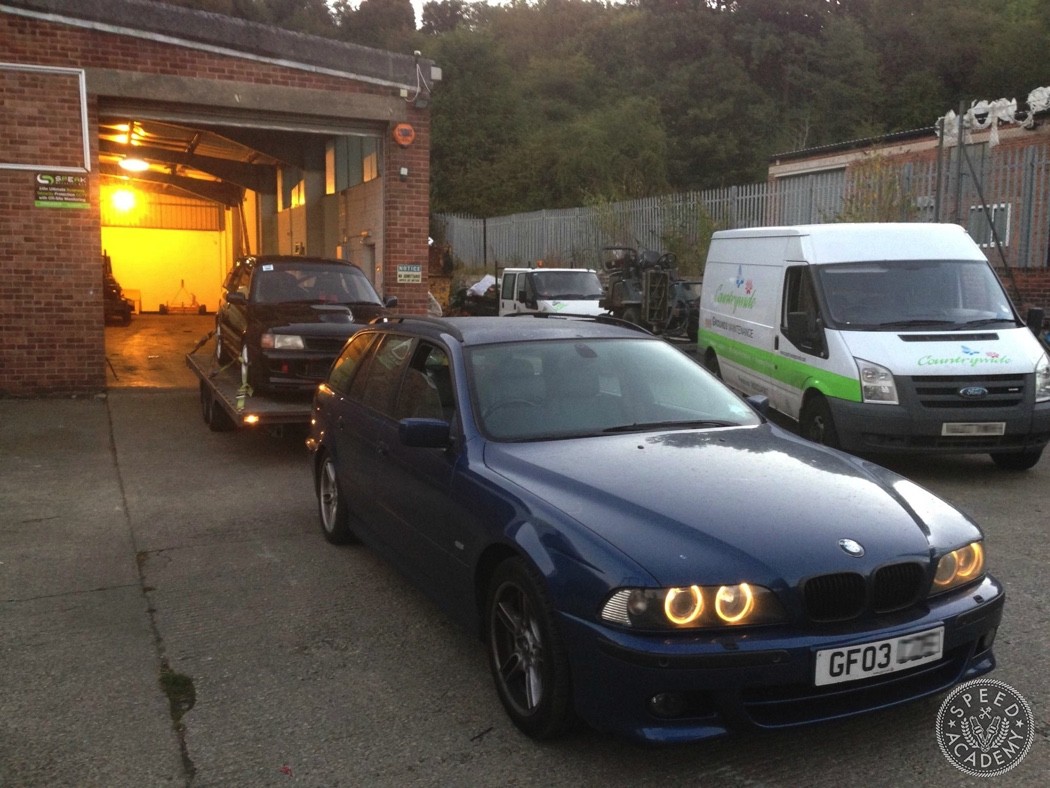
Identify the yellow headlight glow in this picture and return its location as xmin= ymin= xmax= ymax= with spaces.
xmin=715 ymin=583 xmax=755 ymax=623
xmin=663 ymin=585 xmax=704 ymax=625
xmin=933 ymin=542 xmax=985 ymax=592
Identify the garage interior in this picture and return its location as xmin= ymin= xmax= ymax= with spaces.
xmin=98 ymin=112 xmax=387 ymax=315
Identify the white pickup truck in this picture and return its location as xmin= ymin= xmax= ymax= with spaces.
xmin=498 ymin=267 xmax=606 ymax=316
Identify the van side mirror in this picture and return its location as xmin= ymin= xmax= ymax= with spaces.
xmin=786 ymin=311 xmax=825 ymax=355
xmin=1026 ymin=307 xmax=1045 ymax=337
xmin=785 ymin=311 xmax=814 ymax=344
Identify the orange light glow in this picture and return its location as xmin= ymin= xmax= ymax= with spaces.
xmin=111 ymin=189 xmax=136 ymax=212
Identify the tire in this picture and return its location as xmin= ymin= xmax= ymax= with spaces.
xmin=317 ymin=452 xmax=357 ymax=544
xmin=705 ymin=351 xmax=722 ymax=379
xmin=622 ymin=306 xmax=641 ymax=326
xmin=800 ymin=395 xmax=840 ymax=449
xmin=214 ymin=323 xmax=231 ymax=364
xmin=199 ymin=380 xmax=234 ymax=432
xmin=486 ymin=558 xmax=575 ymax=740
xmin=991 ymin=449 xmax=1043 ymax=471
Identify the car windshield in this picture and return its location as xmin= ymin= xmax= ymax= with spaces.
xmin=253 ymin=263 xmax=383 ymax=305
xmin=814 ymin=260 xmax=1016 ymax=329
xmin=532 ymin=271 xmax=604 ymax=300
xmin=468 ymin=338 xmax=761 ymax=441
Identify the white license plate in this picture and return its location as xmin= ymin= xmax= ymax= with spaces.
xmin=814 ymin=627 xmax=944 ymax=687
xmin=941 ymin=422 xmax=1005 ymax=436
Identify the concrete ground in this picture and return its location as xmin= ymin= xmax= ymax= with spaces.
xmin=2 ymin=314 xmax=1046 ymax=787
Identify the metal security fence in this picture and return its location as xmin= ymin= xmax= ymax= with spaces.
xmin=435 ymin=140 xmax=1050 ymax=273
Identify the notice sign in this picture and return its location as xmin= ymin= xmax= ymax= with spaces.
xmin=396 ymin=264 xmax=423 ymax=284
xmin=35 ymin=172 xmax=89 ymax=209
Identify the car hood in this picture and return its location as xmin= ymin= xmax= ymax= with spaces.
xmin=483 ymin=425 xmax=981 ymax=586
xmin=251 ymin=302 xmax=387 ymax=334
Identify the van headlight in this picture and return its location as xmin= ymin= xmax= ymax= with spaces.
xmin=856 ymin=358 xmax=898 ymax=404
xmin=1035 ymin=353 xmax=1050 ymax=403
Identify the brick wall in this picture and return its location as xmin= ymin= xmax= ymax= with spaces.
xmin=0 ymin=13 xmax=432 ymax=395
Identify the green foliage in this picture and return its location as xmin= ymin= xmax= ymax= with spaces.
xmin=150 ymin=0 xmax=1050 ymax=219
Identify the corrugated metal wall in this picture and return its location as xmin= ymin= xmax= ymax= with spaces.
xmin=436 ymin=142 xmax=1050 ymax=271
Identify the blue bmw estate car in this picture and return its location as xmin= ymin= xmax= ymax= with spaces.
xmin=306 ymin=315 xmax=1003 ymax=744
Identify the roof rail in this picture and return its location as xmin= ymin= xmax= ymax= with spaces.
xmin=508 ymin=311 xmax=654 ymax=335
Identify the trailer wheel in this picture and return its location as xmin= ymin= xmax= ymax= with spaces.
xmin=200 ymin=380 xmax=235 ymax=432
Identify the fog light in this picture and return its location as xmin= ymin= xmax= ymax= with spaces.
xmin=977 ymin=626 xmax=997 ymax=653
xmin=648 ymin=692 xmax=688 ymax=719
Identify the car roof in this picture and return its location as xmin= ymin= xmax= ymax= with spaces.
xmin=241 ymin=255 xmax=364 ymax=271
xmin=375 ymin=315 xmax=652 ymax=346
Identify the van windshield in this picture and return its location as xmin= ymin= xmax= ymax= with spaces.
xmin=813 ymin=260 xmax=1017 ymax=330
xmin=532 ymin=271 xmax=604 ymax=300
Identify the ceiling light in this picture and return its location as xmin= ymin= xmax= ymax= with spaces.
xmin=119 ymin=157 xmax=149 ymax=172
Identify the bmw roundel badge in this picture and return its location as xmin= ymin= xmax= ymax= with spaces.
xmin=838 ymin=538 xmax=865 ymax=557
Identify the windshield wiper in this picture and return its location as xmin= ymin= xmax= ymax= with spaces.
xmin=957 ymin=318 xmax=1016 ymax=327
xmin=602 ymin=419 xmax=739 ymax=434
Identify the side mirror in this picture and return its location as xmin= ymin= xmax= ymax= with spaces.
xmin=226 ymin=291 xmax=247 ymax=304
xmin=384 ymin=295 xmax=399 ymax=308
xmin=1026 ymin=307 xmax=1045 ymax=337
xmin=785 ymin=311 xmax=813 ymax=345
xmin=745 ymin=394 xmax=770 ymax=416
xmin=399 ymin=417 xmax=450 ymax=448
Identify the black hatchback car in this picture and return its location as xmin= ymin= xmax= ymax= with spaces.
xmin=215 ymin=255 xmax=396 ymax=394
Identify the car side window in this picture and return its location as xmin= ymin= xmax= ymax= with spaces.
xmin=394 ymin=343 xmax=455 ymax=421
xmin=225 ymin=264 xmax=247 ymax=297
xmin=327 ymin=332 xmax=376 ymax=395
xmin=352 ymin=334 xmax=413 ymax=416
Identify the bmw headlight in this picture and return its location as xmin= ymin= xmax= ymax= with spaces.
xmin=600 ymin=583 xmax=786 ymax=630
xmin=930 ymin=541 xmax=985 ymax=596
xmin=1035 ymin=353 xmax=1050 ymax=403
xmin=261 ymin=332 xmax=305 ymax=350
xmin=856 ymin=357 xmax=898 ymax=404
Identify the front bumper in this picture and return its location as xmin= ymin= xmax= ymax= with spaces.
xmin=828 ymin=396 xmax=1050 ymax=456
xmin=561 ymin=575 xmax=1004 ymax=744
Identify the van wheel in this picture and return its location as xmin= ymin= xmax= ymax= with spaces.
xmin=705 ymin=352 xmax=722 ymax=379
xmin=991 ymin=449 xmax=1042 ymax=471
xmin=800 ymin=396 xmax=840 ymax=449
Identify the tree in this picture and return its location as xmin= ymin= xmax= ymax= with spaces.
xmin=333 ymin=0 xmax=417 ymax=50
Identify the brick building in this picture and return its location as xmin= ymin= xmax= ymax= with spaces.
xmin=1 ymin=0 xmax=438 ymax=395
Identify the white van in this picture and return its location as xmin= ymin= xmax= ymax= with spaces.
xmin=499 ymin=267 xmax=606 ymax=316
xmin=697 ymin=223 xmax=1050 ymax=469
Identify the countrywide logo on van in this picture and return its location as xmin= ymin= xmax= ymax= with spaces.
xmin=715 ymin=267 xmax=757 ymax=313
xmin=917 ymin=346 xmax=1012 ymax=368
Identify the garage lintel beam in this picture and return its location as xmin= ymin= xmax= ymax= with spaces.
xmin=99 ymin=139 xmax=276 ymax=191
xmin=100 ymin=164 xmax=243 ymax=206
